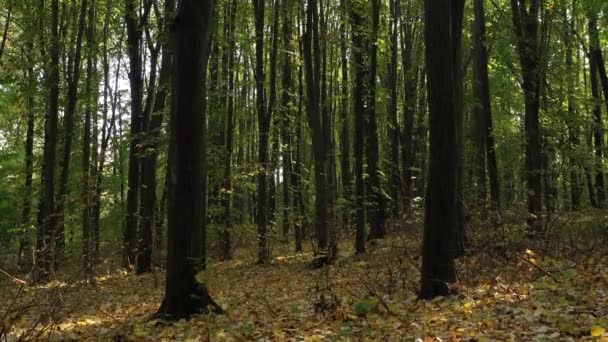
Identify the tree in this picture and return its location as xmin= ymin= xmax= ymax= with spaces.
xmin=365 ymin=0 xmax=385 ymax=240
xmin=81 ymin=0 xmax=96 ymax=282
xmin=156 ymin=0 xmax=221 ymax=319
xmin=253 ymin=0 xmax=271 ymax=264
xmin=123 ymin=0 xmax=151 ymax=267
xmin=511 ymin=0 xmax=543 ymax=232
xmin=350 ymin=0 xmax=366 ymax=254
xmin=387 ymin=0 xmax=401 ymax=217
xmin=472 ymin=0 xmax=500 ymax=210
xmin=419 ymin=0 xmax=464 ymax=299
xmin=221 ymin=0 xmax=237 ymax=260
xmin=35 ymin=0 xmax=61 ymax=282
xmin=588 ymin=12 xmax=605 ymax=207
xmin=55 ymin=0 xmax=89 ymax=260
xmin=303 ymin=0 xmax=331 ymax=260
xmin=280 ymin=0 xmax=294 ymax=243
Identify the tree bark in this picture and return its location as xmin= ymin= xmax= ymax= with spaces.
xmin=35 ymin=0 xmax=60 ymax=282
xmin=473 ymin=0 xmax=500 ymax=210
xmin=253 ymin=0 xmax=271 ymax=263
xmin=156 ymin=0 xmax=221 ymax=319
xmin=55 ymin=0 xmax=89 ymax=260
xmin=350 ymin=0 xmax=366 ymax=254
xmin=387 ymin=0 xmax=400 ymax=217
xmin=419 ymin=0 xmax=464 ymax=299
xmin=511 ymin=0 xmax=543 ymax=233
xmin=365 ymin=0 xmax=385 ymax=240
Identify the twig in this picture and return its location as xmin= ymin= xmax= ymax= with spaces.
xmin=516 ymin=254 xmax=559 ymax=283
xmin=0 ymin=267 xmax=27 ymax=284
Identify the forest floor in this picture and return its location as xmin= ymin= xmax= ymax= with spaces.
xmin=2 ymin=219 xmax=608 ymax=341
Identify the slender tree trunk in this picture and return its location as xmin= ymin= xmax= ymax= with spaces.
xmin=565 ymin=7 xmax=581 ymax=211
xmin=511 ymin=0 xmax=543 ymax=234
xmin=92 ymin=13 xmax=122 ymax=264
xmin=281 ymin=0 xmax=294 ymax=242
xmin=221 ymin=0 xmax=237 ymax=260
xmin=387 ymin=0 xmax=400 ymax=217
xmin=303 ymin=0 xmax=330 ymax=261
xmin=81 ymin=0 xmax=96 ymax=282
xmin=588 ymin=14 xmax=605 ymax=206
xmin=253 ymin=0 xmax=271 ymax=263
xmin=19 ymin=64 xmax=36 ymax=265
xmin=366 ymin=0 xmax=385 ymax=240
xmin=123 ymin=0 xmax=148 ymax=268
xmin=350 ymin=0 xmax=366 ymax=254
xmin=35 ymin=0 xmax=60 ymax=282
xmin=473 ymin=0 xmax=500 ymax=210
xmin=55 ymin=0 xmax=89 ymax=261
xmin=339 ymin=0 xmax=351 ymax=229
xmin=400 ymin=5 xmax=417 ymax=207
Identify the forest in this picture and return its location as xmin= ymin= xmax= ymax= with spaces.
xmin=0 ymin=0 xmax=608 ymax=340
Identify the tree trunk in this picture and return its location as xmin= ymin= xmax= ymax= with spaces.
xmin=365 ymin=0 xmax=385 ymax=240
xmin=19 ymin=63 xmax=36 ymax=265
xmin=253 ymin=0 xmax=271 ymax=263
xmin=588 ymin=14 xmax=605 ymax=206
xmin=339 ymin=0 xmax=351 ymax=229
xmin=350 ymin=0 xmax=366 ymax=254
xmin=419 ymin=0 xmax=463 ymax=299
xmin=473 ymin=0 xmax=500 ymax=210
xmin=511 ymin=0 xmax=543 ymax=234
xmin=400 ymin=5 xmax=417 ymax=206
xmin=81 ymin=0 xmax=96 ymax=282
xmin=35 ymin=0 xmax=60 ymax=282
xmin=123 ymin=0 xmax=147 ymax=268
xmin=281 ymin=0 xmax=294 ymax=242
xmin=55 ymin=0 xmax=89 ymax=261
xmin=303 ymin=0 xmax=330 ymax=261
xmin=387 ymin=0 xmax=400 ymax=217
xmin=221 ymin=0 xmax=237 ymax=260
xmin=156 ymin=0 xmax=221 ymax=319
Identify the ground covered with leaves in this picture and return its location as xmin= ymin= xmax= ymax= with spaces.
xmin=2 ymin=219 xmax=608 ymax=341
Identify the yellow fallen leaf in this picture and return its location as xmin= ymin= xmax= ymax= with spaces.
xmin=591 ymin=325 xmax=605 ymax=337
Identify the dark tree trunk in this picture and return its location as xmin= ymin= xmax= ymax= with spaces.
xmin=293 ymin=15 xmax=305 ymax=253
xmin=387 ymin=0 xmax=400 ymax=217
xmin=473 ymin=0 xmax=500 ymax=210
xmin=19 ymin=64 xmax=36 ymax=265
xmin=281 ymin=0 xmax=294 ymax=242
xmin=35 ymin=0 xmax=60 ymax=282
xmin=511 ymin=0 xmax=543 ymax=233
xmin=55 ymin=0 xmax=89 ymax=259
xmin=136 ymin=0 xmax=174 ymax=274
xmin=268 ymin=0 xmax=281 ymax=230
xmin=221 ymin=0 xmax=237 ymax=260
xmin=81 ymin=0 xmax=96 ymax=282
xmin=123 ymin=0 xmax=148 ymax=268
xmin=365 ymin=0 xmax=385 ymax=240
xmin=350 ymin=0 xmax=365 ymax=254
xmin=156 ymin=0 xmax=221 ymax=319
xmin=339 ymin=0 xmax=351 ymax=229
xmin=400 ymin=5 xmax=417 ymax=207
xmin=253 ymin=0 xmax=271 ymax=263
xmin=564 ymin=7 xmax=580 ymax=211
xmin=588 ymin=14 xmax=605 ymax=206
xmin=419 ymin=0 xmax=464 ymax=299
xmin=303 ymin=0 xmax=330 ymax=259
